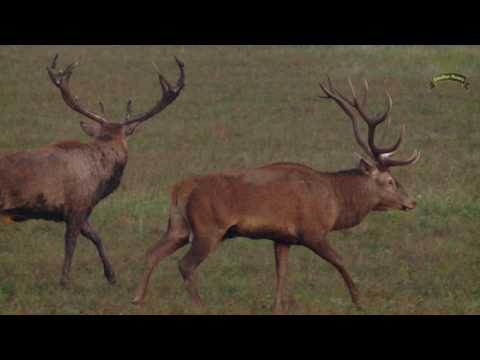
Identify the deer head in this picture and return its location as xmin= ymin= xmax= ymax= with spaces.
xmin=319 ymin=77 xmax=420 ymax=212
xmin=47 ymin=54 xmax=185 ymax=142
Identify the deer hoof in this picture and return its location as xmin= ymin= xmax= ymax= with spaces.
xmin=60 ymin=277 xmax=70 ymax=289
xmin=131 ymin=297 xmax=144 ymax=306
xmin=352 ymin=296 xmax=363 ymax=311
xmin=106 ymin=272 xmax=117 ymax=285
xmin=273 ymin=304 xmax=285 ymax=315
xmin=191 ymin=297 xmax=205 ymax=309
xmin=354 ymin=302 xmax=364 ymax=311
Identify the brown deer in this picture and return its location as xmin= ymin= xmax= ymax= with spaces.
xmin=132 ymin=77 xmax=420 ymax=312
xmin=0 ymin=54 xmax=185 ymax=287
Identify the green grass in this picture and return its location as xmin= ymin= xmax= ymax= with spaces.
xmin=0 ymin=45 xmax=479 ymax=314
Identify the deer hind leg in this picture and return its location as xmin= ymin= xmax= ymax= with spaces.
xmin=273 ymin=242 xmax=290 ymax=314
xmin=80 ymin=220 xmax=116 ymax=285
xmin=132 ymin=216 xmax=190 ymax=305
xmin=306 ymin=238 xmax=360 ymax=308
xmin=178 ymin=232 xmax=220 ymax=307
xmin=60 ymin=216 xmax=84 ymax=288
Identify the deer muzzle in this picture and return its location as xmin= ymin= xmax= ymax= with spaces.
xmin=401 ymin=199 xmax=417 ymax=211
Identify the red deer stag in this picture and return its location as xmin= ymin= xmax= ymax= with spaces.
xmin=0 ymin=54 xmax=185 ymax=287
xmin=132 ymin=77 xmax=419 ymax=312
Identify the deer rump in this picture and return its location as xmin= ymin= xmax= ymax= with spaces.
xmin=0 ymin=142 xmax=126 ymax=223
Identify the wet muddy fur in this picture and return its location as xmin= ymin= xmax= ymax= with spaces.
xmin=0 ymin=54 xmax=185 ymax=287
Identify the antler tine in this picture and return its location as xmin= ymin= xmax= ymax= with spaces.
xmin=349 ymin=82 xmax=375 ymax=126
xmin=362 ymin=80 xmax=369 ymax=108
xmin=123 ymin=57 xmax=186 ymax=127
xmin=380 ymin=150 xmax=421 ymax=168
xmin=378 ymin=109 xmax=391 ymax=150
xmin=319 ymin=81 xmax=333 ymax=98
xmin=319 ymin=76 xmax=419 ymax=169
xmin=99 ymin=101 xmax=106 ymax=117
xmin=330 ymin=78 xmax=355 ymax=107
xmin=348 ymin=79 xmax=391 ymax=129
xmin=46 ymin=54 xmax=107 ymax=125
xmin=366 ymin=91 xmax=397 ymax=156
xmin=319 ymin=79 xmax=337 ymax=100
xmin=326 ymin=75 xmax=334 ymax=93
xmin=174 ymin=56 xmax=185 ymax=90
xmin=125 ymin=99 xmax=133 ymax=121
xmin=64 ymin=61 xmax=79 ymax=76
xmin=372 ymin=124 xmax=405 ymax=161
xmin=158 ymin=74 xmax=170 ymax=93
xmin=377 ymin=122 xmax=421 ymax=168
xmin=349 ymin=79 xmax=383 ymax=127
xmin=320 ymin=76 xmax=355 ymax=107
xmin=325 ymin=76 xmax=352 ymax=107
xmin=381 ymin=90 xmax=392 ymax=131
xmin=374 ymin=90 xmax=393 ymax=125
xmin=348 ymin=78 xmax=357 ymax=101
xmin=52 ymin=53 xmax=59 ymax=70
xmin=47 ymin=54 xmax=61 ymax=87
xmin=346 ymin=82 xmax=397 ymax=159
xmin=154 ymin=60 xmax=181 ymax=93
xmin=319 ymin=78 xmax=375 ymax=161
xmin=152 ymin=61 xmax=169 ymax=92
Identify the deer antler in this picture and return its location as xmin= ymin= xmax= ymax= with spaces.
xmin=123 ymin=57 xmax=185 ymax=127
xmin=319 ymin=77 xmax=420 ymax=168
xmin=47 ymin=54 xmax=108 ymax=125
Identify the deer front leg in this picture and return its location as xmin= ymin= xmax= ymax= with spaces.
xmin=273 ymin=242 xmax=290 ymax=314
xmin=60 ymin=217 xmax=83 ymax=288
xmin=306 ymin=237 xmax=360 ymax=308
xmin=81 ymin=220 xmax=116 ymax=285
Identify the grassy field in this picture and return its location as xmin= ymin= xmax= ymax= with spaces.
xmin=0 ymin=45 xmax=479 ymax=315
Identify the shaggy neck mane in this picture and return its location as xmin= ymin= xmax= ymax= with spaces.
xmin=329 ymin=169 xmax=378 ymax=230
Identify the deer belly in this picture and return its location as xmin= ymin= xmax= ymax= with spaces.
xmin=235 ymin=215 xmax=298 ymax=242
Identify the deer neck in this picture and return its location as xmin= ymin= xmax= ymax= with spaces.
xmin=91 ymin=137 xmax=129 ymax=202
xmin=331 ymin=170 xmax=378 ymax=230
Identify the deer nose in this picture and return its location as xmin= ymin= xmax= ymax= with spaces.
xmin=406 ymin=200 xmax=417 ymax=210
xmin=402 ymin=200 xmax=417 ymax=211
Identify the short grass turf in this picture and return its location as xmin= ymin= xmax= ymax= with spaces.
xmin=0 ymin=45 xmax=479 ymax=314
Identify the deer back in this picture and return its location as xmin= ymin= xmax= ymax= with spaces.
xmin=0 ymin=139 xmax=127 ymax=221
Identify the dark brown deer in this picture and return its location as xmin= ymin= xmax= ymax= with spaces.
xmin=132 ymin=77 xmax=420 ymax=312
xmin=0 ymin=54 xmax=185 ymax=287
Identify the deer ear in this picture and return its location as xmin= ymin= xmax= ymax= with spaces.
xmin=80 ymin=121 xmax=102 ymax=138
xmin=353 ymin=153 xmax=375 ymax=175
